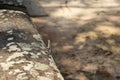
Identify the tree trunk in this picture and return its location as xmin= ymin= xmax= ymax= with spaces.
xmin=0 ymin=10 xmax=64 ymax=80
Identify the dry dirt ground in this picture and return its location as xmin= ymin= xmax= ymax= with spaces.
xmin=31 ymin=1 xmax=120 ymax=80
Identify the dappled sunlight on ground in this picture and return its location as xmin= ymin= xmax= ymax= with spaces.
xmin=95 ymin=25 xmax=120 ymax=36
xmin=75 ymin=31 xmax=98 ymax=44
xmin=31 ymin=0 xmax=120 ymax=79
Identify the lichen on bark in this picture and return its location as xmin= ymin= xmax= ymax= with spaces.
xmin=0 ymin=10 xmax=64 ymax=80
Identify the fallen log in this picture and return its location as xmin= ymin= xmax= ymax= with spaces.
xmin=0 ymin=9 xmax=64 ymax=80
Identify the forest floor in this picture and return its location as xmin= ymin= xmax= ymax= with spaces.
xmin=31 ymin=3 xmax=120 ymax=80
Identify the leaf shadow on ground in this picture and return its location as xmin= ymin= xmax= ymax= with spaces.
xmin=32 ymin=5 xmax=120 ymax=80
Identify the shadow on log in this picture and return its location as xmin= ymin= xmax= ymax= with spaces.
xmin=0 ymin=10 xmax=64 ymax=80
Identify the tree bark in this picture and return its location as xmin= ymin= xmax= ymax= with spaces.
xmin=0 ymin=10 xmax=64 ymax=80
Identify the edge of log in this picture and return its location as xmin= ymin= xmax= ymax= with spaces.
xmin=0 ymin=9 xmax=64 ymax=80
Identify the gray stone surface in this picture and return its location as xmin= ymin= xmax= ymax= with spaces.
xmin=23 ymin=0 xmax=47 ymax=16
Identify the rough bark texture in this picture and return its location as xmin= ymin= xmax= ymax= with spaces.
xmin=0 ymin=10 xmax=64 ymax=80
